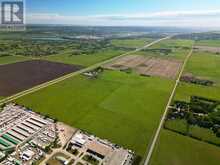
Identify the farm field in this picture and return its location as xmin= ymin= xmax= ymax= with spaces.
xmin=151 ymin=40 xmax=220 ymax=165
xmin=0 ymin=55 xmax=31 ymax=65
xmin=194 ymin=46 xmax=220 ymax=53
xmin=150 ymin=129 xmax=220 ymax=165
xmin=103 ymin=55 xmax=182 ymax=79
xmin=111 ymin=38 xmax=153 ymax=48
xmin=184 ymin=51 xmax=220 ymax=83
xmin=137 ymin=39 xmax=194 ymax=60
xmin=174 ymin=82 xmax=220 ymax=102
xmin=174 ymin=51 xmax=220 ymax=102
xmin=15 ymin=70 xmax=174 ymax=158
xmin=196 ymin=40 xmax=220 ymax=47
xmin=0 ymin=60 xmax=82 ymax=97
xmin=151 ymin=39 xmax=194 ymax=48
xmin=43 ymin=49 xmax=125 ymax=67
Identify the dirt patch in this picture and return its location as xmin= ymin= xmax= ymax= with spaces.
xmin=194 ymin=46 xmax=220 ymax=53
xmin=104 ymin=55 xmax=182 ymax=79
xmin=56 ymin=122 xmax=77 ymax=147
xmin=0 ymin=60 xmax=83 ymax=96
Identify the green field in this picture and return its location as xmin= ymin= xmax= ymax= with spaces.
xmin=184 ymin=51 xmax=220 ymax=83
xmin=151 ymin=39 xmax=194 ymax=48
xmin=165 ymin=119 xmax=220 ymax=145
xmin=111 ymin=38 xmax=153 ymax=48
xmin=43 ymin=49 xmax=125 ymax=66
xmin=150 ymin=129 xmax=220 ymax=165
xmin=196 ymin=40 xmax=220 ymax=47
xmin=151 ymin=40 xmax=220 ymax=165
xmin=189 ymin=126 xmax=220 ymax=145
xmin=174 ymin=51 xmax=220 ymax=102
xmin=0 ymin=56 xmax=30 ymax=65
xmin=165 ymin=119 xmax=188 ymax=134
xmin=16 ymin=70 xmax=174 ymax=157
xmin=174 ymin=82 xmax=220 ymax=102
xmin=137 ymin=39 xmax=193 ymax=61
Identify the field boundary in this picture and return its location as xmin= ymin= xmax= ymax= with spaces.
xmin=0 ymin=36 xmax=170 ymax=105
xmin=144 ymin=42 xmax=194 ymax=165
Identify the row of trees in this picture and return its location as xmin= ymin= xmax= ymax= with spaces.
xmin=181 ymin=75 xmax=214 ymax=86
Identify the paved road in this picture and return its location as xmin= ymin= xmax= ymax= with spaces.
xmin=144 ymin=43 xmax=194 ymax=165
xmin=0 ymin=36 xmax=170 ymax=105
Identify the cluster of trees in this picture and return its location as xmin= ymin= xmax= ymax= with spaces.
xmin=1 ymin=40 xmax=70 ymax=57
xmin=181 ymin=75 xmax=214 ymax=86
xmin=168 ymin=96 xmax=220 ymax=137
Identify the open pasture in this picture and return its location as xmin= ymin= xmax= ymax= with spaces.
xmin=16 ymin=70 xmax=174 ymax=157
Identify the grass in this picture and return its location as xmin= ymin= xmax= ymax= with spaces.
xmin=151 ymin=41 xmax=220 ymax=165
xmin=189 ymin=126 xmax=220 ymax=145
xmin=174 ymin=82 xmax=220 ymax=102
xmin=165 ymin=119 xmax=188 ymax=134
xmin=0 ymin=55 xmax=30 ymax=65
xmin=165 ymin=119 xmax=220 ymax=146
xmin=136 ymin=39 xmax=194 ymax=61
xmin=138 ymin=48 xmax=190 ymax=61
xmin=151 ymin=39 xmax=194 ymax=49
xmin=43 ymin=49 xmax=125 ymax=67
xmin=174 ymin=51 xmax=220 ymax=102
xmin=111 ymin=38 xmax=153 ymax=48
xmin=196 ymin=40 xmax=220 ymax=47
xmin=16 ymin=70 xmax=174 ymax=157
xmin=184 ymin=51 xmax=220 ymax=83
xmin=150 ymin=129 xmax=220 ymax=165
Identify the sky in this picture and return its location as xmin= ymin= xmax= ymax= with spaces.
xmin=24 ymin=0 xmax=220 ymax=28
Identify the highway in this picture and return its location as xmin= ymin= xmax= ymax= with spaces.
xmin=144 ymin=43 xmax=194 ymax=165
xmin=0 ymin=36 xmax=170 ymax=105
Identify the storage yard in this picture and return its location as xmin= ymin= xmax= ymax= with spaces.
xmin=45 ymin=131 xmax=134 ymax=165
xmin=104 ymin=55 xmax=182 ymax=79
xmin=0 ymin=60 xmax=82 ymax=97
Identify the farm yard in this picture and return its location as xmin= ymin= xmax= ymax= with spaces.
xmin=103 ymin=55 xmax=182 ymax=79
xmin=0 ymin=60 xmax=82 ymax=97
xmin=15 ymin=70 xmax=174 ymax=159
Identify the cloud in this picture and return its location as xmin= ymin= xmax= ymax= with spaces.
xmin=26 ymin=10 xmax=220 ymax=29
